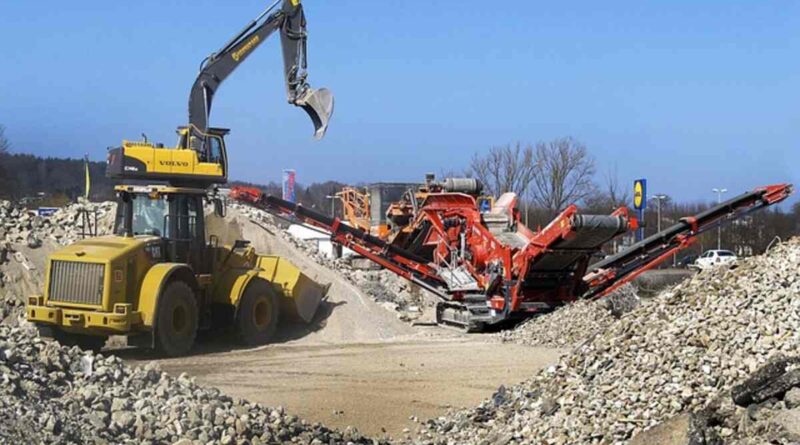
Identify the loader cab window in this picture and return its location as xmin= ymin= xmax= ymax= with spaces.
xmin=114 ymin=192 xmax=169 ymax=237
xmin=132 ymin=195 xmax=169 ymax=237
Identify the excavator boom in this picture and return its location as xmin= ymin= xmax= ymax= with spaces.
xmin=106 ymin=0 xmax=333 ymax=187
xmin=189 ymin=0 xmax=334 ymax=151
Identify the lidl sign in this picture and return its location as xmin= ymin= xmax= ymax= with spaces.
xmin=633 ymin=179 xmax=647 ymax=210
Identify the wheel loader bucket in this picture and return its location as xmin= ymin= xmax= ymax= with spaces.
xmin=295 ymin=87 xmax=334 ymax=140
xmin=256 ymin=256 xmax=328 ymax=323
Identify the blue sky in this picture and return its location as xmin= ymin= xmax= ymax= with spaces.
xmin=1 ymin=0 xmax=798 ymax=204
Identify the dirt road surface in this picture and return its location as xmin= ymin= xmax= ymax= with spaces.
xmin=136 ymin=337 xmax=561 ymax=438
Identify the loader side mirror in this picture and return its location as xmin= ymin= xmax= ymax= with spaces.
xmin=213 ymin=197 xmax=226 ymax=217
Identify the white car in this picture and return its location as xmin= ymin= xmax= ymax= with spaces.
xmin=693 ymin=250 xmax=738 ymax=270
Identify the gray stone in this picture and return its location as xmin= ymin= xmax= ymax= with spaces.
xmin=772 ymin=408 xmax=800 ymax=442
xmin=112 ymin=410 xmax=135 ymax=429
xmin=110 ymin=397 xmax=128 ymax=412
xmin=785 ymin=387 xmax=800 ymax=410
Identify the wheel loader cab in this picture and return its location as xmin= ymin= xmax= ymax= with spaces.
xmin=113 ymin=186 xmax=210 ymax=274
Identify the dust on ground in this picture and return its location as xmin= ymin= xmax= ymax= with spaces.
xmin=127 ymin=337 xmax=561 ymax=438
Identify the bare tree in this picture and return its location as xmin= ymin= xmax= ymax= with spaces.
xmin=0 ymin=124 xmax=9 ymax=154
xmin=467 ymin=142 xmax=537 ymax=197
xmin=584 ymin=165 xmax=630 ymax=212
xmin=602 ymin=165 xmax=630 ymax=208
xmin=0 ymin=125 xmax=9 ymax=196
xmin=437 ymin=169 xmax=467 ymax=181
xmin=529 ymin=137 xmax=596 ymax=214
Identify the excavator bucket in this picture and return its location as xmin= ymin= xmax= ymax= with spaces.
xmin=256 ymin=255 xmax=328 ymax=323
xmin=295 ymin=87 xmax=334 ymax=140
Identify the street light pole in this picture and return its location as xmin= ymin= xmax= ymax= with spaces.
xmin=524 ymin=199 xmax=529 ymax=227
xmin=712 ymin=188 xmax=728 ymax=249
xmin=651 ymin=193 xmax=669 ymax=265
xmin=325 ymin=195 xmax=336 ymax=218
xmin=652 ymin=194 xmax=667 ymax=233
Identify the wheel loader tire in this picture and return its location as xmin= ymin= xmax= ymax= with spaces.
xmin=155 ymin=280 xmax=198 ymax=357
xmin=237 ymin=279 xmax=280 ymax=346
xmin=52 ymin=330 xmax=107 ymax=353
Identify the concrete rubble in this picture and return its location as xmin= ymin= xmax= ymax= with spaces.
xmin=640 ymin=354 xmax=800 ymax=445
xmin=0 ymin=200 xmax=115 ymax=248
xmin=410 ymin=238 xmax=800 ymax=444
xmin=496 ymin=284 xmax=641 ymax=349
xmin=0 ymin=324 xmax=380 ymax=445
xmin=687 ymin=354 xmax=800 ymax=445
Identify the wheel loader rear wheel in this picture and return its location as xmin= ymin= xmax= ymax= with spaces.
xmin=155 ymin=280 xmax=198 ymax=357
xmin=237 ymin=279 xmax=280 ymax=346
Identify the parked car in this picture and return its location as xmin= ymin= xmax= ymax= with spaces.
xmin=692 ymin=250 xmax=738 ymax=270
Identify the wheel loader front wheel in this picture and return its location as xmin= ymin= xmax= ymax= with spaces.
xmin=155 ymin=280 xmax=198 ymax=357
xmin=237 ymin=280 xmax=280 ymax=346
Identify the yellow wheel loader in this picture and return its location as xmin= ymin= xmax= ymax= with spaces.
xmin=27 ymin=185 xmax=325 ymax=356
xmin=26 ymin=0 xmax=334 ymax=356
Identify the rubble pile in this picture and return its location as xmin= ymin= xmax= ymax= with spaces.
xmin=497 ymin=300 xmax=612 ymax=349
xmin=0 ymin=249 xmax=44 ymax=325
xmin=0 ymin=200 xmax=115 ymax=248
xmin=680 ymin=354 xmax=800 ymax=445
xmin=497 ymin=284 xmax=640 ymax=348
xmin=232 ymin=203 xmax=431 ymax=320
xmin=0 ymin=325 xmax=380 ymax=444
xmin=342 ymin=267 xmax=429 ymax=319
xmin=0 ymin=201 xmax=115 ymax=324
xmin=413 ymin=239 xmax=800 ymax=444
